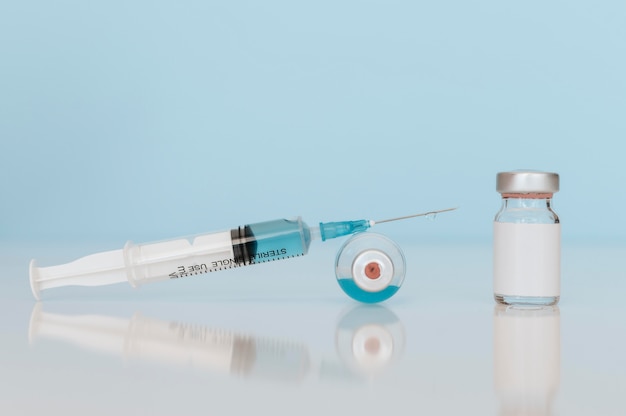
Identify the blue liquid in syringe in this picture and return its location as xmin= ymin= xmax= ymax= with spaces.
xmin=238 ymin=219 xmax=312 ymax=265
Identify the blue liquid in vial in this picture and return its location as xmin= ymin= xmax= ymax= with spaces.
xmin=337 ymin=279 xmax=400 ymax=303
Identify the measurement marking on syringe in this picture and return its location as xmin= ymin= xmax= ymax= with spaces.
xmin=168 ymin=254 xmax=303 ymax=279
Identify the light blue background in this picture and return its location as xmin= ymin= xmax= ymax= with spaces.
xmin=1 ymin=1 xmax=624 ymax=244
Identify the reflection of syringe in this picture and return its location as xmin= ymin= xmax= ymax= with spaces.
xmin=29 ymin=208 xmax=456 ymax=299
xmin=29 ymin=304 xmax=310 ymax=381
xmin=29 ymin=303 xmax=406 ymax=384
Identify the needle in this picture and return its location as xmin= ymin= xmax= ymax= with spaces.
xmin=373 ymin=207 xmax=458 ymax=225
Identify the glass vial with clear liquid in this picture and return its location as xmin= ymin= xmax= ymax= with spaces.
xmin=493 ymin=171 xmax=560 ymax=306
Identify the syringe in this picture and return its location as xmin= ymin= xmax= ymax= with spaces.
xmin=29 ymin=208 xmax=457 ymax=299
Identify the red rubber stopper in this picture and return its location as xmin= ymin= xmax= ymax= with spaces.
xmin=365 ymin=262 xmax=381 ymax=279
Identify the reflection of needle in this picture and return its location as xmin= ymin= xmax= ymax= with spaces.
xmin=373 ymin=207 xmax=458 ymax=225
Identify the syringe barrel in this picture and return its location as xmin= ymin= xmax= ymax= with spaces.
xmin=29 ymin=217 xmax=314 ymax=298
xmin=126 ymin=217 xmax=313 ymax=286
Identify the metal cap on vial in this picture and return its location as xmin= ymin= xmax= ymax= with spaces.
xmin=496 ymin=170 xmax=559 ymax=194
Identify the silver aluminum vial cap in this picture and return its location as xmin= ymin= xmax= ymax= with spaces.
xmin=496 ymin=170 xmax=559 ymax=194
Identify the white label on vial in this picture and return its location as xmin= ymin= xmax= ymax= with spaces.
xmin=493 ymin=222 xmax=560 ymax=297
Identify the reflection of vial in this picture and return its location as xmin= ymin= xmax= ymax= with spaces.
xmin=493 ymin=305 xmax=560 ymax=416
xmin=334 ymin=305 xmax=405 ymax=378
xmin=493 ymin=171 xmax=560 ymax=306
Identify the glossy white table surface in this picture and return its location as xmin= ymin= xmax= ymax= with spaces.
xmin=1 ymin=240 xmax=624 ymax=415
